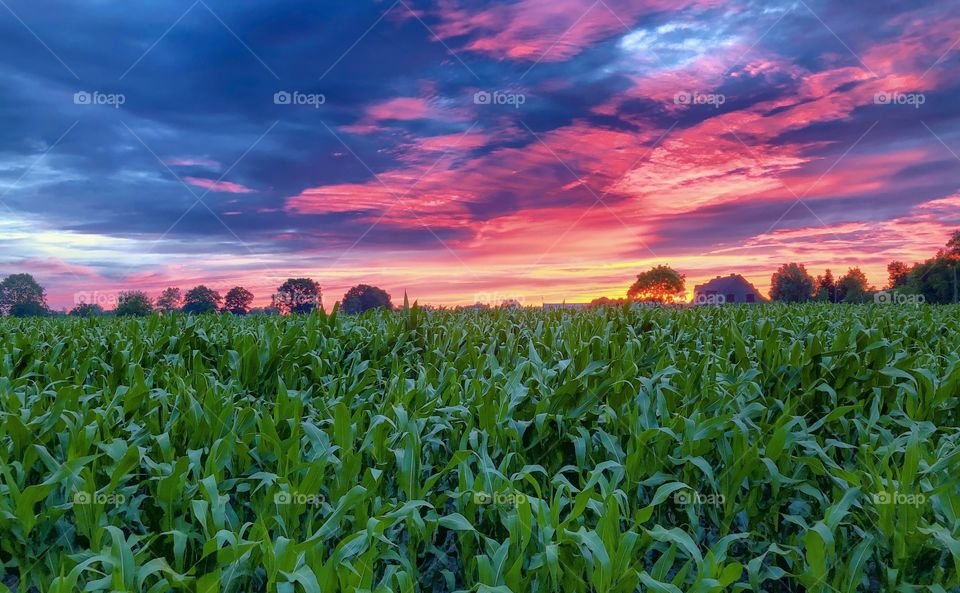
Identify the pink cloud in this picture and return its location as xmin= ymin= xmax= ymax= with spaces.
xmin=6 ymin=257 xmax=99 ymax=279
xmin=288 ymin=5 xmax=960 ymax=282
xmin=319 ymin=6 xmax=960 ymax=246
xmin=406 ymin=130 xmax=491 ymax=154
xmin=35 ymin=5 xmax=959 ymax=311
xmin=706 ymin=194 xmax=960 ymax=295
xmin=342 ymin=95 xmax=469 ymax=134
xmin=367 ymin=97 xmax=436 ymax=120
xmin=432 ymin=0 xmax=724 ymax=62
xmin=861 ymin=13 xmax=960 ymax=82
xmin=184 ymin=177 xmax=254 ymax=194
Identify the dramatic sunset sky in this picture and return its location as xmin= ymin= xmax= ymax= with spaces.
xmin=1 ymin=0 xmax=958 ymax=308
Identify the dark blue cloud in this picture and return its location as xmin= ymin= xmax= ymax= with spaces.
xmin=1 ymin=0 xmax=959 ymax=292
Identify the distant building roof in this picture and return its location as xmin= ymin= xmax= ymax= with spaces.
xmin=693 ymin=274 xmax=768 ymax=304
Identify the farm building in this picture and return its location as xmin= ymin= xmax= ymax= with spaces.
xmin=692 ymin=274 xmax=767 ymax=305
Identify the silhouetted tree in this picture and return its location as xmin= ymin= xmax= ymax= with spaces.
xmin=0 ymin=273 xmax=46 ymax=316
xmin=906 ymin=256 xmax=959 ymax=304
xmin=224 ymin=286 xmax=254 ymax=315
xmin=589 ymin=297 xmax=626 ymax=307
xmin=947 ymin=230 xmax=960 ymax=256
xmin=770 ymin=263 xmax=815 ymax=302
xmin=156 ymin=287 xmax=183 ymax=311
xmin=115 ymin=291 xmax=153 ymax=316
xmin=183 ymin=286 xmax=222 ymax=314
xmin=10 ymin=302 xmax=49 ymax=317
xmin=70 ymin=303 xmax=104 ymax=317
xmin=627 ymin=265 xmax=685 ymax=303
xmin=815 ymin=269 xmax=837 ymax=303
xmin=837 ymin=268 xmax=871 ymax=303
xmin=274 ymin=278 xmax=321 ymax=314
xmin=905 ymin=231 xmax=960 ymax=302
xmin=341 ymin=284 xmax=392 ymax=314
xmin=886 ymin=261 xmax=911 ymax=289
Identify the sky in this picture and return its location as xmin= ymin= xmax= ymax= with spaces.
xmin=1 ymin=0 xmax=959 ymax=309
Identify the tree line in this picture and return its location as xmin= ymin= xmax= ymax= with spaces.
xmin=3 ymin=231 xmax=958 ymax=316
xmin=768 ymin=230 xmax=960 ymax=303
xmin=598 ymin=230 xmax=960 ymax=305
xmin=0 ymin=276 xmax=394 ymax=317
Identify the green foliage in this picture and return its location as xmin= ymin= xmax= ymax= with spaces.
xmin=0 ymin=305 xmax=958 ymax=592
xmin=947 ymin=230 xmax=960 ymax=257
xmin=115 ymin=291 xmax=153 ymax=316
xmin=887 ymin=261 xmax=911 ymax=290
xmin=837 ymin=267 xmax=872 ymax=303
xmin=906 ymin=257 xmax=960 ymax=304
xmin=156 ymin=287 xmax=183 ymax=312
xmin=815 ymin=269 xmax=837 ymax=303
xmin=183 ymin=286 xmax=222 ymax=315
xmin=627 ymin=265 xmax=685 ymax=303
xmin=9 ymin=301 xmax=49 ymax=317
xmin=770 ymin=263 xmax=816 ymax=302
xmin=69 ymin=303 xmax=104 ymax=317
xmin=341 ymin=284 xmax=393 ymax=314
xmin=274 ymin=278 xmax=321 ymax=314
xmin=224 ymin=286 xmax=255 ymax=315
xmin=0 ymin=273 xmax=46 ymax=315
xmin=890 ymin=231 xmax=960 ymax=304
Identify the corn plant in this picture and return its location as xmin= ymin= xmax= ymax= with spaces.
xmin=0 ymin=303 xmax=958 ymax=592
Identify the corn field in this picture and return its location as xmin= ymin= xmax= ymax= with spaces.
xmin=0 ymin=304 xmax=958 ymax=592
